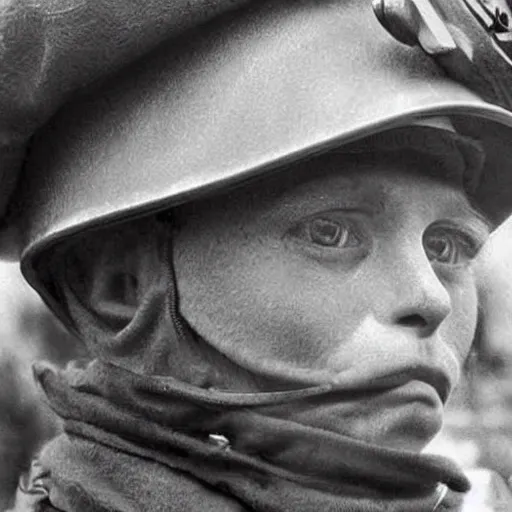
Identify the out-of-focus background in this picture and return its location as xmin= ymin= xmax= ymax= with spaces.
xmin=0 ymin=263 xmax=85 ymax=509
xmin=0 ymin=256 xmax=511 ymax=509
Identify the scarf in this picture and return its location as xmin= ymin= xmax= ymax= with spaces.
xmin=33 ymin=215 xmax=470 ymax=512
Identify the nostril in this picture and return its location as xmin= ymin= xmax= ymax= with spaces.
xmin=398 ymin=314 xmax=428 ymax=329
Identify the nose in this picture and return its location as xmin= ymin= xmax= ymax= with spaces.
xmin=379 ymin=247 xmax=452 ymax=338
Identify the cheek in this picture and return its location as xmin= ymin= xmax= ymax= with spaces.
xmin=174 ymin=229 xmax=367 ymax=371
xmin=245 ymin=258 xmax=367 ymax=368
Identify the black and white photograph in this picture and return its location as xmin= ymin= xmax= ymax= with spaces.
xmin=1 ymin=1 xmax=512 ymax=510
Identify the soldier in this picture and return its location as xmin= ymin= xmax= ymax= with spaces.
xmin=3 ymin=0 xmax=512 ymax=510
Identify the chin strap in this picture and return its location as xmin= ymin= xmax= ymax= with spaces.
xmin=372 ymin=0 xmax=512 ymax=111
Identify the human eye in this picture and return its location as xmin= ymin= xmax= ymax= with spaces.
xmin=286 ymin=213 xmax=364 ymax=250
xmin=423 ymin=223 xmax=485 ymax=266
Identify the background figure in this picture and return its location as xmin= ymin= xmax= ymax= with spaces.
xmin=0 ymin=263 xmax=84 ymax=510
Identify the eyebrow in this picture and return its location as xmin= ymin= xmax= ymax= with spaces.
xmin=457 ymin=201 xmax=493 ymax=237
xmin=262 ymin=170 xmax=361 ymax=212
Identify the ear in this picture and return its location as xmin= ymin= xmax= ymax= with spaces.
xmin=76 ymin=232 xmax=142 ymax=332
xmin=474 ymin=217 xmax=512 ymax=368
xmin=88 ymin=264 xmax=139 ymax=330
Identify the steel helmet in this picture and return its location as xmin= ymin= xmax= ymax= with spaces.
xmin=5 ymin=0 xmax=512 ymax=313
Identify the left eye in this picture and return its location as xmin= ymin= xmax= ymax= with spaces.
xmin=289 ymin=217 xmax=361 ymax=248
xmin=423 ymin=229 xmax=477 ymax=265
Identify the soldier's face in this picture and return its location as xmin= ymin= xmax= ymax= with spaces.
xmin=173 ymin=152 xmax=490 ymax=451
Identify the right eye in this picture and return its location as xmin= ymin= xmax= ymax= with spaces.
xmin=288 ymin=216 xmax=362 ymax=249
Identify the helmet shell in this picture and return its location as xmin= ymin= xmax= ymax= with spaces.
xmin=14 ymin=0 xmax=512 ymax=297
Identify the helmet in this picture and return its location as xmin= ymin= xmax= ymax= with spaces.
xmin=7 ymin=0 xmax=512 ymax=316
